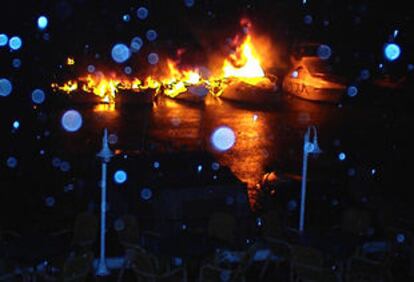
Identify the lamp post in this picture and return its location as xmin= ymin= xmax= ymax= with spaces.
xmin=96 ymin=129 xmax=113 ymax=276
xmin=299 ymin=125 xmax=322 ymax=233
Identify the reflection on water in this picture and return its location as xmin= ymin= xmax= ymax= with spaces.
xmin=59 ymin=93 xmax=339 ymax=206
xmin=205 ymin=99 xmax=278 ymax=202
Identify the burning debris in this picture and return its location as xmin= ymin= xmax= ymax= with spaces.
xmin=51 ymin=19 xmax=277 ymax=105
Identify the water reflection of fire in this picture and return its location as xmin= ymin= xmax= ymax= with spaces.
xmin=51 ymin=19 xmax=276 ymax=106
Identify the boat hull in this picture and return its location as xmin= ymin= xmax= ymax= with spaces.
xmin=282 ymin=78 xmax=344 ymax=103
xmin=219 ymin=76 xmax=280 ymax=105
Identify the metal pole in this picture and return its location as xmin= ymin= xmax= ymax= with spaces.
xmin=96 ymin=162 xmax=110 ymax=276
xmin=299 ymin=127 xmax=311 ymax=233
xmin=96 ymin=129 xmax=113 ymax=276
xmin=299 ymin=149 xmax=308 ymax=233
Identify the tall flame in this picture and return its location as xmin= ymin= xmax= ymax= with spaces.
xmin=222 ymin=35 xmax=265 ymax=80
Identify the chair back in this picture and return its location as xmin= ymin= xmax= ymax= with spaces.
xmin=208 ymin=212 xmax=237 ymax=246
xmin=341 ymin=208 xmax=371 ymax=236
xmin=62 ymin=251 xmax=93 ymax=282
xmin=294 ymin=264 xmax=339 ymax=282
xmin=118 ymin=215 xmax=140 ymax=247
xmin=131 ymin=248 xmax=159 ymax=276
xmin=346 ymin=256 xmax=391 ymax=282
xmin=291 ymin=245 xmax=324 ymax=268
xmin=71 ymin=212 xmax=98 ymax=249
xmin=262 ymin=210 xmax=284 ymax=239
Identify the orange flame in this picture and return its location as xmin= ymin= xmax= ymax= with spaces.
xmin=222 ymin=35 xmax=265 ymax=81
xmin=51 ymin=20 xmax=275 ymax=104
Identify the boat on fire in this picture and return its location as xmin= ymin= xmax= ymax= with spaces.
xmin=217 ymin=74 xmax=280 ymax=105
xmin=282 ymin=56 xmax=346 ymax=103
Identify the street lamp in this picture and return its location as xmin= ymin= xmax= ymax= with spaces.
xmin=96 ymin=128 xmax=114 ymax=276
xmin=299 ymin=125 xmax=322 ymax=233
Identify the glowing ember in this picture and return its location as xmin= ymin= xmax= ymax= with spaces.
xmin=52 ymin=19 xmax=275 ymax=105
xmin=66 ymin=57 xmax=75 ymax=65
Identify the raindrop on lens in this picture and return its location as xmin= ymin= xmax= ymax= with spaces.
xmin=146 ymin=29 xmax=157 ymax=41
xmin=184 ymin=0 xmax=195 ymax=7
xmin=0 ymin=34 xmax=8 ymax=46
xmin=384 ymin=43 xmax=401 ymax=61
xmin=347 ymin=86 xmax=358 ymax=97
xmin=37 ymin=16 xmax=48 ymax=29
xmin=211 ymin=162 xmax=220 ymax=171
xmin=0 ymin=78 xmax=13 ymax=97
xmin=6 ymin=157 xmax=18 ymax=168
xmin=9 ymin=36 xmax=22 ymax=50
xmin=114 ymin=170 xmax=127 ymax=184
xmin=130 ymin=37 xmax=143 ymax=52
xmin=114 ymin=218 xmax=125 ymax=231
xmin=13 ymin=120 xmax=20 ymax=129
xmin=141 ymin=188 xmax=153 ymax=200
xmin=137 ymin=7 xmax=149 ymax=20
xmin=122 ymin=14 xmax=130 ymax=22
xmin=304 ymin=15 xmax=313 ymax=25
xmin=59 ymin=161 xmax=71 ymax=172
xmin=108 ymin=133 xmax=118 ymax=144
xmin=211 ymin=126 xmax=236 ymax=152
xmin=124 ymin=66 xmax=132 ymax=74
xmin=45 ymin=196 xmax=55 ymax=207
xmin=12 ymin=58 xmax=22 ymax=68
xmin=360 ymin=69 xmax=370 ymax=80
xmin=32 ymin=89 xmax=46 ymax=104
xmin=111 ymin=43 xmax=130 ymax=63
xmin=147 ymin=53 xmax=159 ymax=65
xmin=52 ymin=157 xmax=61 ymax=167
xmin=61 ymin=110 xmax=83 ymax=132
xmin=87 ymin=65 xmax=95 ymax=73
xmin=317 ymin=44 xmax=332 ymax=60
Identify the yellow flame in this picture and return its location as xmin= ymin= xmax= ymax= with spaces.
xmin=222 ymin=35 xmax=265 ymax=81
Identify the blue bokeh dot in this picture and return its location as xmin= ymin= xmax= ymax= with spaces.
xmin=61 ymin=110 xmax=83 ymax=132
xmin=37 ymin=16 xmax=48 ymax=29
xmin=384 ymin=43 xmax=401 ymax=61
xmin=211 ymin=126 xmax=236 ymax=152
xmin=9 ymin=36 xmax=22 ymax=50
xmin=32 ymin=89 xmax=46 ymax=104
xmin=0 ymin=34 xmax=8 ymax=46
xmin=114 ymin=170 xmax=128 ymax=184
xmin=111 ymin=43 xmax=130 ymax=63
xmin=347 ymin=86 xmax=358 ymax=97
xmin=317 ymin=44 xmax=332 ymax=60
xmin=146 ymin=29 xmax=158 ymax=41
xmin=137 ymin=7 xmax=149 ymax=20
xmin=147 ymin=53 xmax=159 ymax=65
xmin=6 ymin=156 xmax=18 ymax=168
xmin=0 ymin=78 xmax=13 ymax=97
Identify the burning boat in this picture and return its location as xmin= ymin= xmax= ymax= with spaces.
xmin=51 ymin=19 xmax=280 ymax=107
xmin=282 ymin=56 xmax=346 ymax=103
xmin=51 ymin=74 xmax=155 ymax=105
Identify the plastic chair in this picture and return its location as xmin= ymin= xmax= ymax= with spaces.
xmin=129 ymin=247 xmax=187 ymax=282
xmin=117 ymin=215 xmax=140 ymax=249
xmin=261 ymin=210 xmax=285 ymax=240
xmin=208 ymin=213 xmax=237 ymax=247
xmin=70 ymin=213 xmax=98 ymax=250
xmin=199 ymin=242 xmax=266 ymax=282
xmin=345 ymin=256 xmax=392 ymax=282
xmin=38 ymin=251 xmax=94 ymax=282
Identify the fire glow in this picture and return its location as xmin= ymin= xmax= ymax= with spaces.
xmin=51 ymin=20 xmax=275 ymax=104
